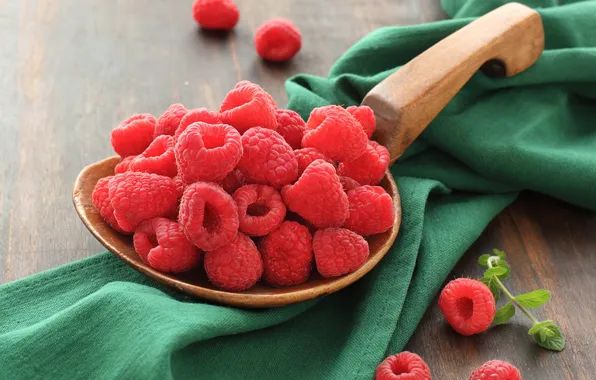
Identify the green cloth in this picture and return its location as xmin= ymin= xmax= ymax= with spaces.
xmin=2 ymin=0 xmax=595 ymax=378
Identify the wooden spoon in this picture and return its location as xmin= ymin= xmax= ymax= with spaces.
xmin=73 ymin=3 xmax=543 ymax=308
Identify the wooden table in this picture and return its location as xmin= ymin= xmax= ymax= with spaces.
xmin=0 ymin=1 xmax=593 ymax=378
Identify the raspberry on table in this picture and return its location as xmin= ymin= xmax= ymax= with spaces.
xmin=192 ymin=0 xmax=239 ymax=31
xmin=172 ymin=176 xmax=187 ymax=200
xmin=107 ymin=172 xmax=177 ymax=233
xmin=281 ymin=159 xmax=348 ymax=228
xmin=204 ymin=232 xmax=263 ymax=291
xmin=129 ymin=135 xmax=177 ymax=177
xmin=111 ymin=113 xmax=156 ymax=157
xmin=346 ymin=105 xmax=376 ymax=139
xmin=338 ymin=141 xmax=390 ymax=185
xmin=260 ymin=221 xmax=313 ymax=287
xmin=313 ymin=227 xmax=369 ymax=278
xmin=302 ymin=105 xmax=368 ymax=162
xmin=219 ymin=82 xmax=277 ymax=133
xmin=439 ymin=278 xmax=496 ymax=336
xmin=234 ymin=80 xmax=277 ymax=108
xmin=92 ymin=176 xmax=127 ymax=234
xmin=469 ymin=360 xmax=521 ymax=380
xmin=254 ymin=18 xmax=302 ymax=62
xmin=339 ymin=176 xmax=360 ymax=192
xmin=275 ymin=109 xmax=306 ymax=149
xmin=375 ymin=351 xmax=432 ymax=380
xmin=154 ymin=103 xmax=188 ymax=138
xmin=179 ymin=182 xmax=239 ymax=251
xmin=174 ymin=108 xmax=221 ymax=142
xmin=343 ymin=186 xmax=394 ymax=236
xmin=133 ymin=217 xmax=200 ymax=273
xmin=294 ymin=147 xmax=334 ymax=177
xmin=237 ymin=127 xmax=298 ymax=188
xmin=233 ymin=184 xmax=286 ymax=236
xmin=175 ymin=122 xmax=243 ymax=183
xmin=114 ymin=155 xmax=136 ymax=174
xmin=218 ymin=169 xmax=245 ymax=194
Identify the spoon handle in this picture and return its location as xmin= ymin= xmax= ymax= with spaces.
xmin=362 ymin=2 xmax=544 ymax=162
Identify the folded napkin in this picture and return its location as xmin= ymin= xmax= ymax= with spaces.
xmin=1 ymin=0 xmax=595 ymax=379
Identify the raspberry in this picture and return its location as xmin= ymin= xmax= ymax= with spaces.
xmin=237 ymin=127 xmax=298 ymax=188
xmin=154 ymin=103 xmax=188 ymax=138
xmin=233 ymin=185 xmax=286 ymax=236
xmin=275 ymin=109 xmax=306 ymax=149
xmin=133 ymin=218 xmax=200 ymax=273
xmin=219 ymin=82 xmax=277 ymax=134
xmin=338 ymin=140 xmax=390 ymax=186
xmin=204 ymin=232 xmax=263 ymax=291
xmin=339 ymin=176 xmax=360 ymax=192
xmin=111 ymin=113 xmax=156 ymax=157
xmin=302 ymin=105 xmax=367 ymax=162
xmin=260 ymin=221 xmax=313 ymax=286
xmin=313 ymin=228 xmax=369 ymax=278
xmin=281 ymin=160 xmax=348 ymax=228
xmin=439 ymin=278 xmax=496 ymax=336
xmin=179 ymin=182 xmax=239 ymax=251
xmin=114 ymin=155 xmax=136 ymax=174
xmin=294 ymin=147 xmax=334 ymax=177
xmin=107 ymin=172 xmax=177 ymax=233
xmin=344 ymin=186 xmax=394 ymax=236
xmin=375 ymin=351 xmax=432 ymax=380
xmin=92 ymin=176 xmax=126 ymax=234
xmin=469 ymin=360 xmax=521 ymax=380
xmin=173 ymin=176 xmax=187 ymax=199
xmin=129 ymin=135 xmax=177 ymax=177
xmin=175 ymin=122 xmax=242 ymax=183
xmin=234 ymin=80 xmax=277 ymax=108
xmin=218 ymin=169 xmax=245 ymax=194
xmin=192 ymin=0 xmax=239 ymax=31
xmin=254 ymin=18 xmax=302 ymax=62
xmin=346 ymin=105 xmax=376 ymax=139
xmin=174 ymin=108 xmax=221 ymax=142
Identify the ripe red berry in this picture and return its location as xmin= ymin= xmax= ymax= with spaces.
xmin=375 ymin=351 xmax=432 ymax=380
xmin=218 ymin=169 xmax=245 ymax=194
xmin=439 ymin=278 xmax=496 ymax=336
xmin=114 ymin=155 xmax=136 ymax=174
xmin=219 ymin=81 xmax=277 ymax=133
xmin=154 ymin=103 xmax=188 ymax=138
xmin=233 ymin=185 xmax=286 ymax=236
xmin=192 ymin=0 xmax=239 ymax=31
xmin=254 ymin=18 xmax=302 ymax=62
xmin=111 ymin=114 xmax=156 ymax=157
xmin=313 ymin=227 xmax=369 ymax=278
xmin=339 ymin=176 xmax=360 ymax=192
xmin=343 ymin=186 xmax=394 ymax=236
xmin=338 ymin=141 xmax=390 ymax=186
xmin=92 ymin=176 xmax=126 ymax=234
xmin=346 ymin=105 xmax=376 ymax=139
xmin=469 ymin=360 xmax=521 ymax=380
xmin=129 ymin=135 xmax=177 ymax=177
xmin=174 ymin=108 xmax=222 ymax=142
xmin=294 ymin=147 xmax=334 ymax=177
xmin=275 ymin=109 xmax=306 ymax=149
xmin=173 ymin=176 xmax=187 ymax=200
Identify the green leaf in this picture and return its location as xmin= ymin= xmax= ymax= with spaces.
xmin=478 ymin=254 xmax=490 ymax=267
xmin=493 ymin=302 xmax=515 ymax=325
xmin=493 ymin=249 xmax=507 ymax=260
xmin=494 ymin=260 xmax=510 ymax=280
xmin=484 ymin=267 xmax=507 ymax=278
xmin=529 ymin=321 xmax=565 ymax=352
xmin=516 ymin=289 xmax=551 ymax=309
xmin=481 ymin=277 xmax=500 ymax=302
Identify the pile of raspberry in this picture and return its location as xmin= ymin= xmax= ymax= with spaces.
xmin=93 ymin=80 xmax=394 ymax=292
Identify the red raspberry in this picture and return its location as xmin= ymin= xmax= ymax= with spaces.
xmin=154 ymin=103 xmax=188 ymax=138
xmin=111 ymin=114 xmax=156 ymax=157
xmin=133 ymin=218 xmax=200 ymax=273
xmin=469 ymin=360 xmax=521 ymax=380
xmin=192 ymin=0 xmax=239 ymax=31
xmin=179 ymin=182 xmax=239 ymax=251
xmin=114 ymin=155 xmax=136 ymax=174
xmin=260 ymin=221 xmax=313 ymax=286
xmin=237 ymin=127 xmax=298 ymax=188
xmin=339 ymin=176 xmax=360 ymax=192
xmin=204 ymin=232 xmax=263 ymax=291
xmin=338 ymin=141 xmax=390 ymax=186
xmin=107 ymin=172 xmax=177 ymax=233
xmin=439 ymin=278 xmax=496 ymax=336
xmin=175 ymin=122 xmax=242 ymax=183
xmin=219 ymin=82 xmax=277 ymax=134
xmin=313 ymin=227 xmax=369 ymax=278
xmin=218 ymin=169 xmax=245 ymax=194
xmin=275 ymin=109 xmax=306 ymax=149
xmin=294 ymin=147 xmax=334 ymax=177
xmin=174 ymin=108 xmax=221 ymax=142
xmin=302 ymin=105 xmax=368 ymax=162
xmin=281 ymin=160 xmax=348 ymax=228
xmin=234 ymin=80 xmax=277 ymax=108
xmin=375 ymin=351 xmax=432 ymax=380
xmin=129 ymin=135 xmax=177 ymax=177
xmin=173 ymin=176 xmax=187 ymax=200
xmin=92 ymin=176 xmax=126 ymax=234
xmin=344 ymin=186 xmax=394 ymax=236
xmin=254 ymin=18 xmax=302 ymax=62
xmin=346 ymin=105 xmax=376 ymax=139
xmin=233 ymin=185 xmax=286 ymax=236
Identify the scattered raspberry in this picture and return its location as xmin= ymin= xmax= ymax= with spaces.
xmin=313 ymin=228 xmax=369 ymax=278
xmin=218 ymin=169 xmax=245 ymax=194
xmin=254 ymin=18 xmax=302 ymax=62
xmin=114 ymin=155 xmax=136 ymax=174
xmin=179 ymin=182 xmax=239 ymax=251
xmin=92 ymin=176 xmax=126 ymax=234
xmin=260 ymin=221 xmax=313 ymax=286
xmin=233 ymin=185 xmax=286 ymax=236
xmin=275 ymin=109 xmax=306 ymax=149
xmin=469 ymin=360 xmax=521 ymax=380
xmin=219 ymin=82 xmax=277 ymax=133
xmin=338 ymin=141 xmax=390 ymax=185
xmin=111 ymin=114 xmax=156 ymax=157
xmin=375 ymin=351 xmax=432 ymax=380
xmin=344 ymin=186 xmax=394 ymax=236
xmin=302 ymin=105 xmax=368 ymax=162
xmin=294 ymin=147 xmax=334 ymax=177
xmin=154 ymin=103 xmax=188 ymax=138
xmin=237 ymin=127 xmax=298 ymax=188
xmin=133 ymin=217 xmax=200 ymax=273
xmin=173 ymin=176 xmax=187 ymax=199
xmin=204 ymin=232 xmax=263 ymax=291
xmin=346 ymin=105 xmax=376 ymax=139
xmin=129 ymin=135 xmax=177 ymax=177
xmin=439 ymin=278 xmax=496 ymax=336
xmin=174 ymin=108 xmax=221 ymax=142
xmin=107 ymin=172 xmax=177 ymax=233
xmin=281 ymin=160 xmax=348 ymax=228
xmin=339 ymin=176 xmax=360 ymax=192
xmin=192 ymin=0 xmax=239 ymax=31
xmin=175 ymin=122 xmax=242 ymax=183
